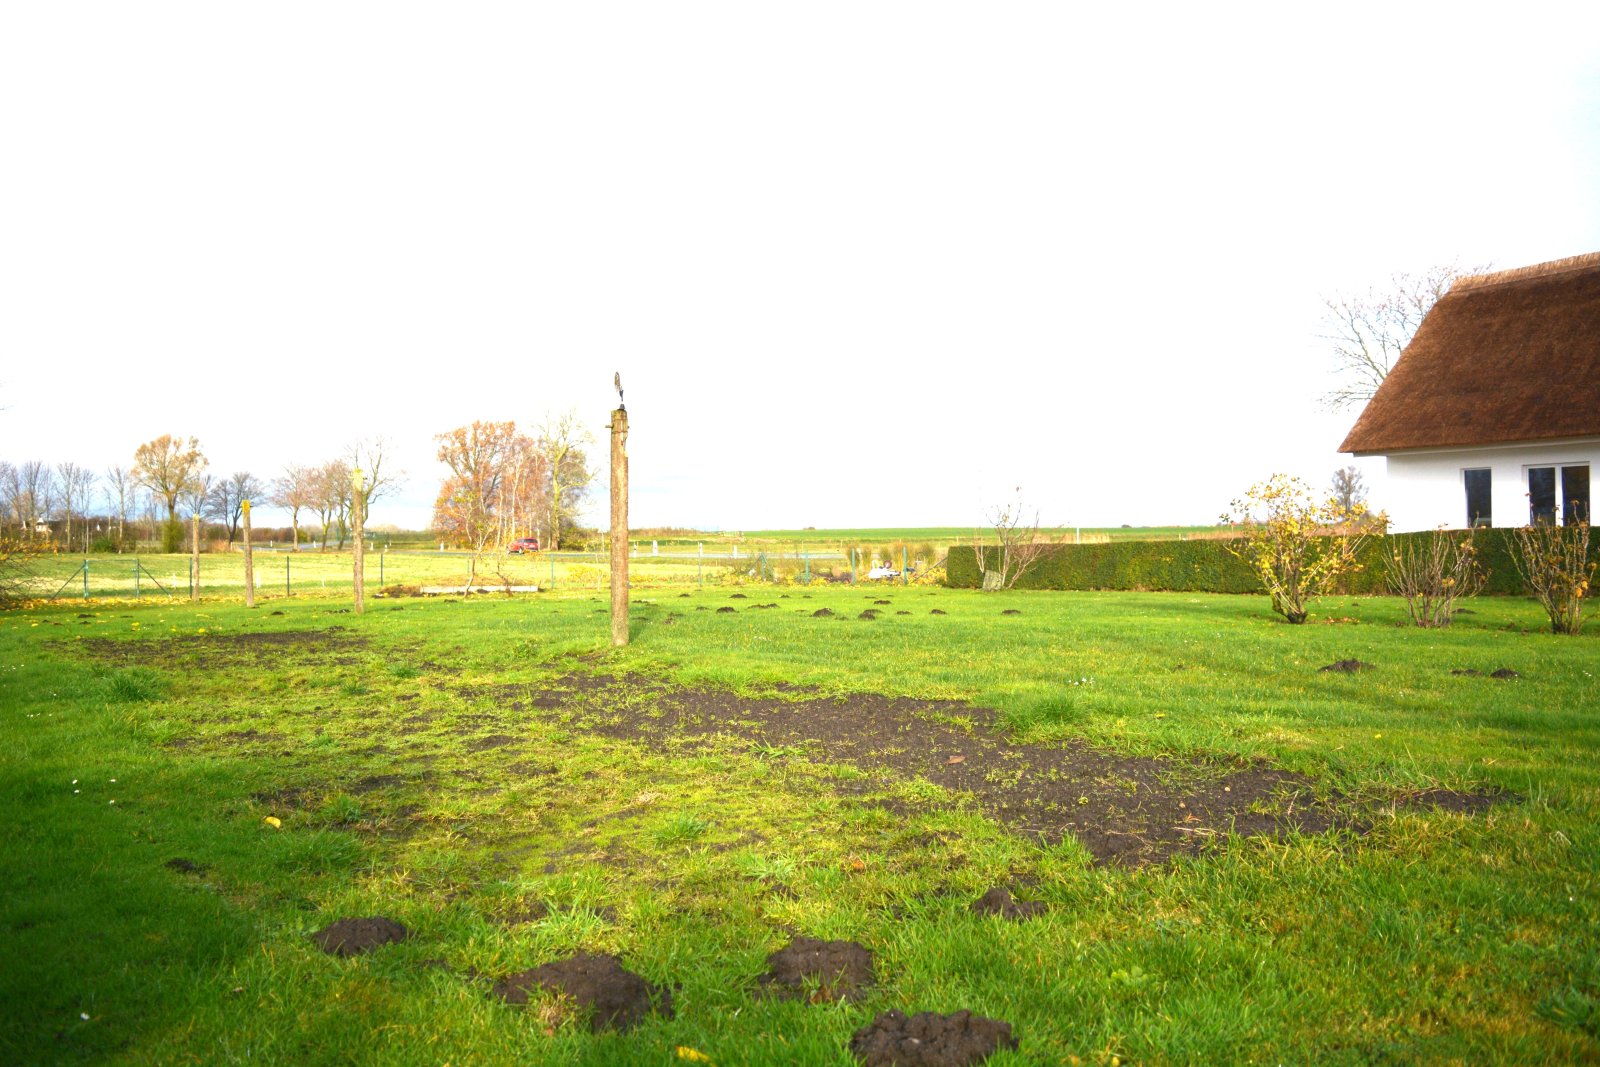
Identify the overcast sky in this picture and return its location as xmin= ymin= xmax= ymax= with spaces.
xmin=3 ymin=3 xmax=1598 ymax=532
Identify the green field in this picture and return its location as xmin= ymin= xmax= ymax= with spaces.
xmin=2 ymin=587 xmax=1597 ymax=1064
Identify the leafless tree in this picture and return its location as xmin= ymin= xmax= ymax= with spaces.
xmin=538 ymin=410 xmax=594 ymax=549
xmin=1321 ymin=262 xmax=1490 ymax=409
xmin=312 ymin=460 xmax=350 ymax=550
xmin=346 ymin=437 xmax=404 ymax=510
xmin=55 ymin=462 xmax=96 ymax=551
xmin=104 ymin=465 xmax=134 ymax=547
xmin=205 ymin=472 xmax=263 ymax=546
xmin=1331 ymin=465 xmax=1367 ymax=513
xmin=971 ymin=489 xmax=1057 ymax=590
xmin=272 ymin=464 xmax=318 ymax=549
xmin=6 ymin=460 xmax=53 ymax=538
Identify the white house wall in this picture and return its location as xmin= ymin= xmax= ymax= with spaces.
xmin=1379 ymin=439 xmax=1600 ymax=532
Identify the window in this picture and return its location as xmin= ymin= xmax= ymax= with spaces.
xmin=1463 ymin=469 xmax=1492 ymax=527
xmin=1527 ymin=464 xmax=1591 ymax=525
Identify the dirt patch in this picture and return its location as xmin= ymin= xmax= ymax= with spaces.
xmin=310 ymin=916 xmax=409 ymax=956
xmin=969 ymin=887 xmax=1045 ymax=921
xmin=1490 ymin=668 xmax=1521 ymax=679
xmin=930 ymin=609 xmax=947 ymax=615
xmin=812 ymin=608 xmax=835 ymax=618
xmin=493 ymin=953 xmax=672 ymax=1032
xmin=1398 ymin=788 xmax=1514 ymax=815
xmin=758 ymin=937 xmax=874 ymax=1003
xmin=1319 ymin=660 xmax=1374 ymax=673
xmin=1451 ymin=669 xmax=1483 ymax=677
xmin=165 ymin=857 xmax=205 ymax=875
xmin=558 ymin=673 xmax=1358 ymax=866
xmin=717 ymin=607 xmax=737 ymax=614
xmin=730 ymin=593 xmax=748 ymax=599
xmin=1000 ymin=609 xmax=1021 ymax=616
xmin=850 ymin=1010 xmax=1018 ymax=1067
xmin=79 ymin=628 xmax=368 ymax=669
xmin=858 ymin=610 xmax=880 ymax=620
xmin=466 ymin=734 xmax=517 ymax=752
xmin=349 ymin=774 xmax=407 ymax=794
xmin=874 ymin=600 xmax=893 ymax=606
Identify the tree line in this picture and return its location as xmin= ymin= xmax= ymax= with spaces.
xmin=1 ymin=411 xmax=595 ymax=555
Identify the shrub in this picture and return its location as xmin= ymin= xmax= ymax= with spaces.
xmin=1221 ymin=475 xmax=1370 ymax=623
xmin=161 ymin=520 xmax=185 ymax=553
xmin=1382 ymin=528 xmax=1484 ymax=627
xmin=1509 ymin=519 xmax=1595 ymax=635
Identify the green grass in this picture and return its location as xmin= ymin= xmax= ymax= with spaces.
xmin=2 ymin=588 xmax=1597 ymax=1064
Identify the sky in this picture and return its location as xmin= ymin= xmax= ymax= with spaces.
xmin=3 ymin=3 xmax=1598 ymax=533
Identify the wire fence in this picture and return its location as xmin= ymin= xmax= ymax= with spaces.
xmin=22 ymin=545 xmax=932 ymax=602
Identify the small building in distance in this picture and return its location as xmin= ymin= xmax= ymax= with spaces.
xmin=1340 ymin=252 xmax=1600 ymax=532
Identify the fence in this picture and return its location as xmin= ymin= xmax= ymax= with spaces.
xmin=25 ymin=545 xmax=922 ymax=602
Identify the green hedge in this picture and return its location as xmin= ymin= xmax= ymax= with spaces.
xmin=946 ymin=528 xmax=1599 ymax=595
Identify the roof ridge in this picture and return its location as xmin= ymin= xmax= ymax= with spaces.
xmin=1450 ymin=251 xmax=1600 ymax=293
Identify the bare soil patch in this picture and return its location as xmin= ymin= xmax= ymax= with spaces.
xmin=493 ymin=953 xmax=672 ymax=1032
xmin=556 ymin=673 xmax=1355 ymax=866
xmin=758 ymin=937 xmax=874 ymax=1003
xmin=812 ymin=608 xmax=835 ymax=618
xmin=850 ymin=1009 xmax=1018 ymax=1067
xmin=1320 ymin=660 xmax=1374 ymax=673
xmin=969 ymin=887 xmax=1045 ymax=921
xmin=310 ymin=916 xmax=409 ymax=957
xmin=1399 ymin=788 xmax=1513 ymax=815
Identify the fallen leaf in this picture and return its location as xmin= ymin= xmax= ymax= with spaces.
xmin=844 ymin=855 xmax=867 ymax=872
xmin=945 ymin=755 xmax=966 ymax=765
xmin=676 ymin=1048 xmax=713 ymax=1064
xmin=263 ymin=816 xmax=282 ymax=829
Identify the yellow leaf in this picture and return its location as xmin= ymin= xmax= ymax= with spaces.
xmin=676 ymin=1048 xmax=712 ymax=1064
xmin=263 ymin=816 xmax=282 ymax=829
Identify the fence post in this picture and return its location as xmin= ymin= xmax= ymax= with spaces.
xmin=286 ymin=554 xmax=291 ymax=598
xmin=609 ymin=401 xmax=629 ymax=648
xmin=242 ymin=500 xmax=255 ymax=609
xmin=83 ymin=560 xmax=89 ymax=599
xmin=379 ymin=551 xmax=384 ymax=587
xmin=350 ymin=468 xmax=366 ymax=615
xmin=134 ymin=559 xmax=140 ymax=599
xmin=851 ymin=547 xmax=857 ymax=585
xmin=902 ymin=545 xmax=908 ymax=585
xmin=190 ymin=513 xmax=201 ymax=603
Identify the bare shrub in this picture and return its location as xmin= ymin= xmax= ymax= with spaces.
xmin=972 ymin=490 xmax=1058 ymax=591
xmin=1383 ymin=529 xmax=1484 ymax=627
xmin=1509 ymin=519 xmax=1594 ymax=635
xmin=1221 ymin=474 xmax=1370 ymax=624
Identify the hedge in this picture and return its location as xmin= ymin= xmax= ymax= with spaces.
xmin=945 ymin=528 xmax=1599 ymax=596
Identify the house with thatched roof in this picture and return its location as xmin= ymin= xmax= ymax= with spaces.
xmin=1340 ymin=252 xmax=1600 ymax=532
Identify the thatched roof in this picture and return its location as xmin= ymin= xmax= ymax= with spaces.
xmin=1340 ymin=252 xmax=1600 ymax=454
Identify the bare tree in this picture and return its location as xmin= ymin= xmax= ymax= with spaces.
xmin=104 ymin=465 xmax=134 ymax=547
xmin=1331 ymin=465 xmax=1367 ymax=513
xmin=205 ymin=472 xmax=263 ymax=546
xmin=55 ymin=462 xmax=96 ymax=552
xmin=347 ymin=437 xmax=404 ymax=511
xmin=434 ymin=421 xmax=541 ymax=588
xmin=971 ymin=489 xmax=1057 ymax=590
xmin=0 ymin=461 xmax=21 ymax=535
xmin=538 ymin=410 xmax=594 ymax=549
xmin=1321 ymin=262 xmax=1489 ymax=409
xmin=312 ymin=460 xmax=350 ymax=550
xmin=272 ymin=464 xmax=317 ymax=549
xmin=132 ymin=434 xmax=207 ymax=522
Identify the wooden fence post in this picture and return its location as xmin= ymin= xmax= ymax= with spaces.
xmin=351 ymin=468 xmax=365 ymax=615
xmin=610 ymin=403 xmax=628 ymax=647
xmin=242 ymin=499 xmax=255 ymax=608
xmin=190 ymin=513 xmax=201 ymax=603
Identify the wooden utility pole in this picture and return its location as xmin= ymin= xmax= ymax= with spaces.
xmin=351 ymin=468 xmax=366 ymax=615
xmin=609 ymin=391 xmax=629 ymax=647
xmin=190 ymin=512 xmax=201 ymax=603
xmin=242 ymin=499 xmax=255 ymax=608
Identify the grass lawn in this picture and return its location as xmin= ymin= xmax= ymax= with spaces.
xmin=1 ymin=587 xmax=1597 ymax=1065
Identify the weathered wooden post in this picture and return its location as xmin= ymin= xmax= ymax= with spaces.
xmin=190 ymin=512 xmax=201 ymax=602
xmin=242 ymin=499 xmax=255 ymax=608
xmin=610 ymin=375 xmax=628 ymax=647
xmin=351 ymin=468 xmax=366 ymax=615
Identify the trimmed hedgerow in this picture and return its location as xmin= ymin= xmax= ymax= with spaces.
xmin=946 ymin=529 xmax=1600 ymax=595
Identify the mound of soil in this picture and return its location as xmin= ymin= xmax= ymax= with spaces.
xmin=717 ymin=606 xmax=737 ymax=614
xmin=849 ymin=1010 xmax=1017 ymax=1067
xmin=930 ymin=609 xmax=947 ymax=615
xmin=730 ymin=593 xmax=749 ymax=599
xmin=969 ymin=887 xmax=1045 ymax=921
xmin=493 ymin=953 xmax=672 ymax=1032
xmin=858 ymin=610 xmax=880 ymax=620
xmin=1000 ymin=609 xmax=1021 ymax=616
xmin=758 ymin=937 xmax=874 ymax=1003
xmin=310 ymin=916 xmax=409 ymax=956
xmin=897 ymin=611 xmax=911 ymax=616
xmin=874 ymin=600 xmax=893 ymax=605
xmin=466 ymin=734 xmax=516 ymax=751
xmin=165 ymin=857 xmax=205 ymax=874
xmin=812 ymin=608 xmax=835 ymax=618
xmin=1319 ymin=660 xmax=1374 ymax=673
xmin=1491 ymin=668 xmax=1521 ymax=679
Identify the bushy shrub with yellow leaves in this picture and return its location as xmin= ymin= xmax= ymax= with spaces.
xmin=1509 ymin=517 xmax=1594 ymax=635
xmin=1220 ymin=474 xmax=1371 ymax=624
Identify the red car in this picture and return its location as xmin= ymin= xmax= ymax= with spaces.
xmin=508 ymin=537 xmax=540 ymax=553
